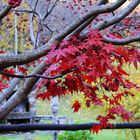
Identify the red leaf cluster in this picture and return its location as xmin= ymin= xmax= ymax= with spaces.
xmin=35 ymin=29 xmax=140 ymax=133
xmin=0 ymin=82 xmax=9 ymax=92
xmin=18 ymin=66 xmax=27 ymax=74
xmin=72 ymin=100 xmax=81 ymax=112
xmin=8 ymin=0 xmax=22 ymax=7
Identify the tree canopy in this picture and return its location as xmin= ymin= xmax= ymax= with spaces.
xmin=0 ymin=0 xmax=140 ymax=133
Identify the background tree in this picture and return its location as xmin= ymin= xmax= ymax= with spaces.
xmin=0 ymin=0 xmax=140 ymax=133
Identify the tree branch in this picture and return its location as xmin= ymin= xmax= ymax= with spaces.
xmin=0 ymin=5 xmax=12 ymax=20
xmin=0 ymin=68 xmax=75 ymax=79
xmin=43 ymin=0 xmax=59 ymax=20
xmin=70 ymin=0 xmax=108 ymax=36
xmin=32 ymin=0 xmax=39 ymax=20
xmin=94 ymin=0 xmax=140 ymax=30
xmin=0 ymin=0 xmax=126 ymax=69
xmin=29 ymin=14 xmax=36 ymax=46
xmin=14 ymin=9 xmax=39 ymax=17
xmin=0 ymin=122 xmax=140 ymax=131
xmin=103 ymin=34 xmax=140 ymax=45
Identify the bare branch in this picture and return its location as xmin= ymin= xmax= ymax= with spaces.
xmin=0 ymin=122 xmax=140 ymax=131
xmin=0 ymin=68 xmax=75 ymax=79
xmin=0 ymin=78 xmax=20 ymax=104
xmin=0 ymin=5 xmax=12 ymax=20
xmin=32 ymin=0 xmax=39 ymax=20
xmin=14 ymin=9 xmax=39 ymax=17
xmin=70 ymin=0 xmax=108 ymax=36
xmin=103 ymin=34 xmax=140 ymax=45
xmin=29 ymin=14 xmax=36 ymax=45
xmin=43 ymin=0 xmax=59 ymax=20
xmin=94 ymin=0 xmax=140 ymax=30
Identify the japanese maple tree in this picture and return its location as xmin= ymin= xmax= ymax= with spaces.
xmin=0 ymin=0 xmax=140 ymax=133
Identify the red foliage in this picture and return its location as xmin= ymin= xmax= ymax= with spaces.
xmin=2 ymin=68 xmax=15 ymax=81
xmin=8 ymin=0 xmax=22 ymax=7
xmin=0 ymin=25 xmax=139 ymax=133
xmin=36 ymin=29 xmax=140 ymax=133
xmin=18 ymin=66 xmax=27 ymax=74
xmin=90 ymin=124 xmax=102 ymax=134
xmin=0 ymin=82 xmax=9 ymax=92
xmin=72 ymin=100 xmax=81 ymax=112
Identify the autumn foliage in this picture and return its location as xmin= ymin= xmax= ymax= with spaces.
xmin=36 ymin=30 xmax=140 ymax=133
xmin=1 ymin=25 xmax=140 ymax=134
xmin=0 ymin=0 xmax=140 ymax=134
xmin=8 ymin=0 xmax=22 ymax=7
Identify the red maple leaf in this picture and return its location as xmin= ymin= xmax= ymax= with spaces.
xmin=0 ymin=82 xmax=9 ymax=92
xmin=90 ymin=124 xmax=102 ymax=134
xmin=44 ymin=64 xmax=58 ymax=75
xmin=18 ymin=66 xmax=27 ymax=74
xmin=102 ymin=44 xmax=115 ymax=54
xmin=72 ymin=100 xmax=81 ymax=112
xmin=102 ymin=95 xmax=108 ymax=101
xmin=117 ymin=67 xmax=129 ymax=75
xmin=129 ymin=51 xmax=140 ymax=69
xmin=2 ymin=69 xmax=15 ymax=80
xmin=36 ymin=91 xmax=51 ymax=100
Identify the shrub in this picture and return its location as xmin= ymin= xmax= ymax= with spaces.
xmin=58 ymin=131 xmax=93 ymax=140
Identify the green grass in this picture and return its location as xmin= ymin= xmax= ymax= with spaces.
xmin=58 ymin=130 xmax=126 ymax=140
xmin=92 ymin=130 xmax=126 ymax=140
xmin=0 ymin=133 xmax=53 ymax=140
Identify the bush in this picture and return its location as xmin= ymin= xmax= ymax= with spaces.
xmin=58 ymin=130 xmax=93 ymax=140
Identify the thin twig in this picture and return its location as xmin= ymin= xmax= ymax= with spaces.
xmin=0 ymin=68 xmax=75 ymax=79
